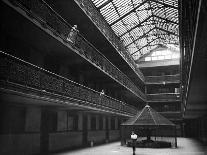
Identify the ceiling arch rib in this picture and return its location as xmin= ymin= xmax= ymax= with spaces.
xmin=91 ymin=0 xmax=179 ymax=61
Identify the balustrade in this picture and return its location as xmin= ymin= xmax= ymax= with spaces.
xmin=0 ymin=51 xmax=137 ymax=116
xmin=147 ymin=93 xmax=181 ymax=101
xmin=8 ymin=0 xmax=145 ymax=101
xmin=146 ymin=75 xmax=180 ymax=84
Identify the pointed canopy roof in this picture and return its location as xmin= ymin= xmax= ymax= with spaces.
xmin=122 ymin=105 xmax=175 ymax=126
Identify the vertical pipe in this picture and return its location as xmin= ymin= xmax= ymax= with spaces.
xmin=174 ymin=125 xmax=177 ymax=148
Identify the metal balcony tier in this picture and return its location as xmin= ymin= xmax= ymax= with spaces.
xmin=0 ymin=51 xmax=138 ymax=116
xmin=147 ymin=93 xmax=181 ymax=102
xmin=74 ymin=0 xmax=144 ymax=81
xmin=138 ymin=59 xmax=180 ymax=68
xmin=146 ymin=74 xmax=180 ymax=84
xmin=160 ymin=111 xmax=182 ymax=120
xmin=3 ymin=0 xmax=146 ymax=101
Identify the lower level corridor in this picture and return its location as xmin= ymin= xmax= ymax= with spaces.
xmin=52 ymin=138 xmax=207 ymax=155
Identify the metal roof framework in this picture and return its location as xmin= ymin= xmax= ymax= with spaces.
xmin=91 ymin=0 xmax=179 ymax=60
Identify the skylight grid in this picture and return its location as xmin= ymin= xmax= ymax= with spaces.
xmin=122 ymin=12 xmax=139 ymax=29
xmin=121 ymin=33 xmax=133 ymax=46
xmin=132 ymin=0 xmax=145 ymax=8
xmin=136 ymin=3 xmax=151 ymax=21
xmin=111 ymin=21 xmax=128 ymax=36
xmin=157 ymin=0 xmax=178 ymax=7
xmin=130 ymin=26 xmax=144 ymax=38
xmin=127 ymin=43 xmax=138 ymax=54
xmin=136 ymin=38 xmax=148 ymax=47
xmin=90 ymin=0 xmax=179 ymax=61
xmin=141 ymin=24 xmax=154 ymax=33
xmin=100 ymin=3 xmax=119 ymax=24
xmin=164 ymin=8 xmax=178 ymax=19
xmin=113 ymin=0 xmax=133 ymax=16
xmin=92 ymin=0 xmax=108 ymax=7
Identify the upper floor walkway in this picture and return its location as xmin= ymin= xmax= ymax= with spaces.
xmin=0 ymin=51 xmax=137 ymax=117
xmin=1 ymin=0 xmax=146 ymax=103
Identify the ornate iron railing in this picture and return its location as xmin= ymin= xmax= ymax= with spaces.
xmin=74 ymin=0 xmax=145 ymax=81
xmin=146 ymin=74 xmax=180 ymax=84
xmin=0 ymin=51 xmax=137 ymax=116
xmin=147 ymin=93 xmax=181 ymax=102
xmin=7 ymin=0 xmax=145 ymax=101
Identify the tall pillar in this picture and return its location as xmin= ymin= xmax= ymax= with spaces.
xmin=25 ymin=107 xmax=41 ymax=132
xmin=78 ymin=112 xmax=83 ymax=130
xmin=96 ymin=115 xmax=99 ymax=130
xmin=87 ymin=114 xmax=91 ymax=130
xmin=108 ymin=116 xmax=111 ymax=130
xmin=115 ymin=117 xmax=118 ymax=130
xmin=103 ymin=116 xmax=106 ymax=130
xmin=57 ymin=111 xmax=67 ymax=131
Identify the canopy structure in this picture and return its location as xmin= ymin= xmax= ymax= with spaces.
xmin=122 ymin=105 xmax=175 ymax=127
xmin=121 ymin=105 xmax=177 ymax=147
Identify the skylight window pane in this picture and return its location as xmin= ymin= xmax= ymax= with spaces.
xmin=113 ymin=0 xmax=133 ymax=16
xmin=121 ymin=33 xmax=133 ymax=46
xmin=100 ymin=3 xmax=119 ymax=24
xmin=145 ymin=57 xmax=151 ymax=61
xmin=92 ymin=0 xmax=108 ymax=7
xmin=165 ymin=55 xmax=172 ymax=59
xmin=127 ymin=43 xmax=138 ymax=54
xmin=152 ymin=57 xmax=158 ymax=60
xmin=172 ymin=54 xmax=179 ymax=59
xmin=122 ymin=12 xmax=139 ymax=29
xmin=158 ymin=55 xmax=165 ymax=60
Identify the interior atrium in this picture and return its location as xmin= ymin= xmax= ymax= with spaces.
xmin=0 ymin=0 xmax=206 ymax=154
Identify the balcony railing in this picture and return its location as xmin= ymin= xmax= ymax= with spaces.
xmin=0 ymin=51 xmax=137 ymax=116
xmin=160 ymin=112 xmax=182 ymax=119
xmin=74 ymin=0 xmax=144 ymax=81
xmin=6 ymin=0 xmax=145 ymax=101
xmin=147 ymin=93 xmax=181 ymax=102
xmin=146 ymin=74 xmax=180 ymax=84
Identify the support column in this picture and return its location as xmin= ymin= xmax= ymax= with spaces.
xmin=57 ymin=111 xmax=67 ymax=131
xmin=115 ymin=117 xmax=118 ymax=130
xmin=96 ymin=115 xmax=99 ymax=130
xmin=78 ymin=112 xmax=83 ymax=131
xmin=103 ymin=116 xmax=106 ymax=130
xmin=25 ymin=107 xmax=41 ymax=132
xmin=108 ymin=116 xmax=111 ymax=130
xmin=87 ymin=114 xmax=91 ymax=130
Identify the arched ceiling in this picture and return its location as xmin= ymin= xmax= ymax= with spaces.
xmin=91 ymin=0 xmax=179 ymax=61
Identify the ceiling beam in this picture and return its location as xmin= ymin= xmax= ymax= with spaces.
xmin=97 ymin=0 xmax=111 ymax=10
xmin=120 ymin=15 xmax=153 ymax=37
xmin=153 ymin=15 xmax=178 ymax=25
xmin=156 ymin=27 xmax=179 ymax=36
xmin=109 ymin=0 xmax=149 ymax=26
xmin=131 ymin=37 xmax=160 ymax=55
xmin=126 ymin=27 xmax=156 ymax=47
xmin=150 ymin=0 xmax=178 ymax=10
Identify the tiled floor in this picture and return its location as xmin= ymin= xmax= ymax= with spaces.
xmin=53 ymin=138 xmax=207 ymax=155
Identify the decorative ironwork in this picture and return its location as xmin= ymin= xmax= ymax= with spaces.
xmin=8 ymin=0 xmax=145 ymax=100
xmin=147 ymin=93 xmax=181 ymax=102
xmin=0 ymin=51 xmax=137 ymax=116
xmin=146 ymin=74 xmax=180 ymax=84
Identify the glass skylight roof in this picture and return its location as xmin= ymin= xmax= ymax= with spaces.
xmin=91 ymin=0 xmax=179 ymax=61
xmin=144 ymin=47 xmax=180 ymax=61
